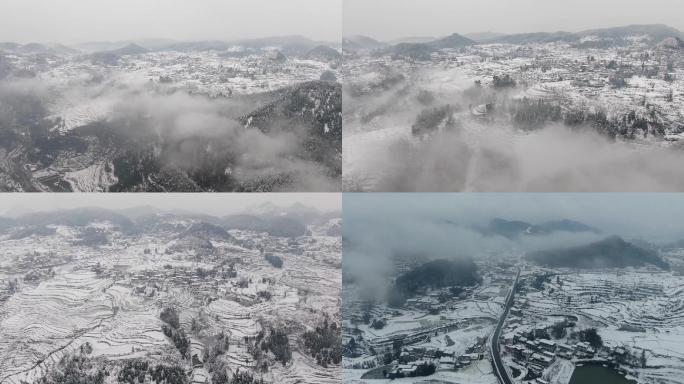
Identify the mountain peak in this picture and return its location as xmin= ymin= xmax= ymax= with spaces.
xmin=528 ymin=235 xmax=670 ymax=270
xmin=115 ymin=43 xmax=148 ymax=54
xmin=427 ymin=33 xmax=476 ymax=49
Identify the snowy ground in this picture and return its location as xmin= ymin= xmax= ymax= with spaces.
xmin=342 ymin=263 xmax=516 ymax=383
xmin=510 ymin=266 xmax=684 ymax=383
xmin=0 ymin=216 xmax=341 ymax=383
xmin=342 ymin=41 xmax=684 ymax=192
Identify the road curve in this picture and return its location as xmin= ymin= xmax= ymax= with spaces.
xmin=490 ymin=269 xmax=521 ymax=384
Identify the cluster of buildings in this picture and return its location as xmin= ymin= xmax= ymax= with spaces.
xmin=3 ymin=45 xmax=336 ymax=97
xmin=119 ymin=228 xmax=327 ymax=306
xmin=345 ymin=38 xmax=684 ymax=136
xmin=385 ymin=360 xmax=434 ymax=379
xmin=403 ymin=285 xmax=479 ymax=313
xmin=385 ymin=338 xmax=487 ymax=379
xmin=452 ymin=41 xmax=680 ymax=90
xmin=125 ymin=51 xmax=334 ymax=96
xmin=405 ymin=295 xmax=445 ymax=313
xmin=501 ymin=311 xmax=636 ymax=381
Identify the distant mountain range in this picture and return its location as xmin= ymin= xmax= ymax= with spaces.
xmin=304 ymin=45 xmax=341 ymax=62
xmin=476 ymin=24 xmax=684 ymax=46
xmin=2 ymin=24 xmax=681 ymax=59
xmin=481 ymin=31 xmax=577 ymax=45
xmin=0 ymin=35 xmax=339 ymax=58
xmin=0 ymin=42 xmax=80 ymax=56
xmin=16 ymin=207 xmax=134 ymax=229
xmin=222 ymin=214 xmax=308 ymax=238
xmin=388 ymin=36 xmax=437 ymax=45
xmin=342 ymin=24 xmax=684 ymax=55
xmin=464 ymin=32 xmax=507 ymax=42
xmin=477 ymin=218 xmax=601 ymax=239
xmin=579 ymin=24 xmax=684 ymax=42
xmin=348 ymin=32 xmax=475 ymax=60
xmin=74 ymin=38 xmax=178 ymax=53
xmin=0 ymin=203 xmax=337 ymax=240
xmin=427 ymin=33 xmax=476 ymax=50
xmin=438 ymin=217 xmax=602 ymax=239
xmin=342 ymin=35 xmax=388 ymax=51
xmin=89 ymin=43 xmax=149 ymax=64
xmin=527 ymin=235 xmax=670 ymax=270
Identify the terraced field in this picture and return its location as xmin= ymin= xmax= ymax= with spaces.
xmin=0 ymin=209 xmax=341 ymax=384
xmin=517 ymin=268 xmax=684 ymax=383
xmin=533 ymin=272 xmax=684 ymax=328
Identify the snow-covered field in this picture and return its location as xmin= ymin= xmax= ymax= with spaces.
xmin=0 ymin=46 xmax=341 ymax=192
xmin=342 ymin=263 xmax=517 ymax=383
xmin=0 ymin=212 xmax=341 ymax=383
xmin=342 ymin=40 xmax=684 ymax=191
xmin=509 ymin=266 xmax=684 ymax=383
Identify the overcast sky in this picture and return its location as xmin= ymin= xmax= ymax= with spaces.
xmin=0 ymin=193 xmax=340 ymax=216
xmin=0 ymin=0 xmax=341 ymax=44
xmin=344 ymin=0 xmax=684 ymax=41
xmin=344 ymin=193 xmax=684 ymax=243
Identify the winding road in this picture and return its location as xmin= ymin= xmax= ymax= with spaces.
xmin=490 ymin=269 xmax=521 ymax=384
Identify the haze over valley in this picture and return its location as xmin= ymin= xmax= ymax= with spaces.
xmin=0 ymin=0 xmax=342 ymax=192
xmin=342 ymin=194 xmax=684 ymax=384
xmin=343 ymin=0 xmax=684 ymax=191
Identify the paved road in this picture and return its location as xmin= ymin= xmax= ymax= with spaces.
xmin=490 ymin=269 xmax=521 ymax=384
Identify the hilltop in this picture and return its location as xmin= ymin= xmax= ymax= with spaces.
xmin=527 ymin=236 xmax=670 ymax=270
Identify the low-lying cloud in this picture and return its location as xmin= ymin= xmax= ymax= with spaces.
xmin=0 ymin=72 xmax=338 ymax=191
xmin=343 ymin=68 xmax=684 ymax=192
xmin=343 ymin=195 xmax=606 ymax=300
xmin=359 ymin=124 xmax=684 ymax=192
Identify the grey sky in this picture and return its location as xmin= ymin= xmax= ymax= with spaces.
xmin=344 ymin=0 xmax=684 ymax=41
xmin=0 ymin=0 xmax=341 ymax=44
xmin=0 ymin=193 xmax=340 ymax=216
xmin=344 ymin=193 xmax=684 ymax=243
